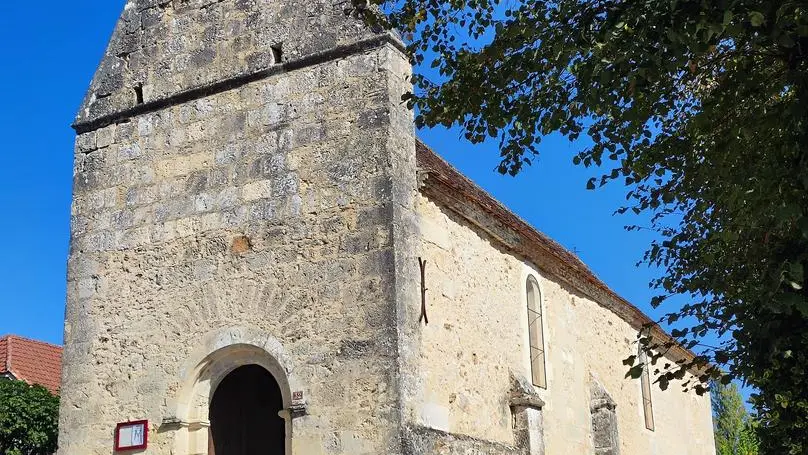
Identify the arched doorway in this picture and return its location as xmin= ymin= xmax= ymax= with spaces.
xmin=209 ymin=365 xmax=286 ymax=455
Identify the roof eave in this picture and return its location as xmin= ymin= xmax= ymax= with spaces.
xmin=415 ymin=141 xmax=699 ymax=366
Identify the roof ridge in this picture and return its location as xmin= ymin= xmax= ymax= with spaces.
xmin=2 ymin=334 xmax=63 ymax=350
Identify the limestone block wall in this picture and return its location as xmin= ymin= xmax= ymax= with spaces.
xmin=409 ymin=195 xmax=524 ymax=446
xmin=412 ymin=194 xmax=715 ymax=454
xmin=60 ymin=42 xmax=417 ymax=455
xmin=76 ymin=0 xmax=376 ymax=125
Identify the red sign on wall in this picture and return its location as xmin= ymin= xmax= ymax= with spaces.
xmin=114 ymin=420 xmax=148 ymax=451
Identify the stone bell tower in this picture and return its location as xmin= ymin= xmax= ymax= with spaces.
xmin=60 ymin=0 xmax=419 ymax=453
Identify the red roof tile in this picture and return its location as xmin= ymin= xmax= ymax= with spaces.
xmin=0 ymin=335 xmax=63 ymax=394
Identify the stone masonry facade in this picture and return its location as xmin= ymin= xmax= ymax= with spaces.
xmin=59 ymin=0 xmax=716 ymax=454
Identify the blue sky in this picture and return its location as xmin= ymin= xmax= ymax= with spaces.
xmin=0 ymin=3 xmax=668 ymax=349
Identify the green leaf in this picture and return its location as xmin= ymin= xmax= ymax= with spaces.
xmin=722 ymin=10 xmax=733 ymax=25
xmin=798 ymin=217 xmax=808 ymax=239
xmin=749 ymin=11 xmax=765 ymax=27
xmin=671 ymin=328 xmax=689 ymax=338
xmin=789 ymin=262 xmax=804 ymax=283
xmin=715 ymin=350 xmax=729 ymax=364
xmin=778 ymin=34 xmax=796 ymax=48
xmin=626 ymin=365 xmax=644 ymax=379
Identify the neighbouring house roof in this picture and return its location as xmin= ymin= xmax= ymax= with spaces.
xmin=415 ymin=141 xmax=697 ymax=365
xmin=0 ymin=335 xmax=63 ymax=394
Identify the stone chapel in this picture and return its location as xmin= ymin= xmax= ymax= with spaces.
xmin=59 ymin=0 xmax=716 ymax=454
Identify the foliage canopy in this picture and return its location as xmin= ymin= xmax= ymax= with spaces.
xmin=353 ymin=0 xmax=808 ymax=451
xmin=0 ymin=380 xmax=59 ymax=455
xmin=713 ymin=381 xmax=759 ymax=455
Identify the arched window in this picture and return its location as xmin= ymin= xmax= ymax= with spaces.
xmin=526 ymin=275 xmax=547 ymax=388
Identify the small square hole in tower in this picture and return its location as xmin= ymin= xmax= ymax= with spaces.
xmin=271 ymin=44 xmax=283 ymax=64
xmin=134 ymin=84 xmax=144 ymax=105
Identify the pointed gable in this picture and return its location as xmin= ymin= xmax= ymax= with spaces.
xmin=75 ymin=0 xmax=379 ymax=129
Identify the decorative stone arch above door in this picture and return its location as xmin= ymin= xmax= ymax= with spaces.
xmin=165 ymin=327 xmax=303 ymax=455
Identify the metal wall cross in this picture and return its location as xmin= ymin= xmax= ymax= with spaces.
xmin=418 ymin=258 xmax=429 ymax=325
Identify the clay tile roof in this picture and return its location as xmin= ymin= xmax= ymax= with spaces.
xmin=0 ymin=335 xmax=63 ymax=394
